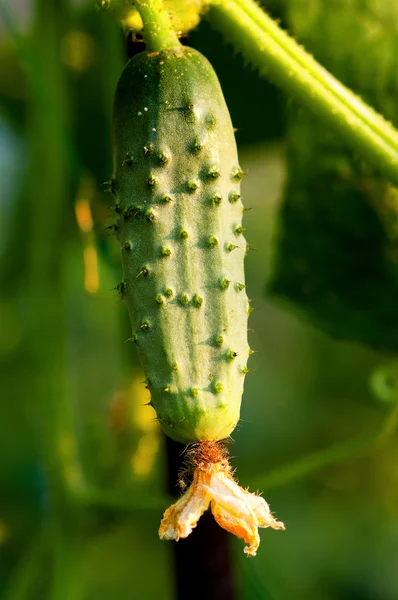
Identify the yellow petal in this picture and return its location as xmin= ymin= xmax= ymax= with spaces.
xmin=211 ymin=500 xmax=260 ymax=557
xmin=158 ymin=470 xmax=210 ymax=540
xmin=203 ymin=467 xmax=285 ymax=555
xmin=244 ymin=491 xmax=285 ymax=530
xmin=158 ymin=459 xmax=284 ymax=555
xmin=207 ymin=470 xmax=254 ymax=517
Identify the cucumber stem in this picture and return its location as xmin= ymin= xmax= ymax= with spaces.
xmin=135 ymin=0 xmax=180 ymax=52
xmin=209 ymin=0 xmax=398 ymax=187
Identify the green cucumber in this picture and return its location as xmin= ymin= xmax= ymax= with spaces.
xmin=112 ymin=46 xmax=249 ymax=444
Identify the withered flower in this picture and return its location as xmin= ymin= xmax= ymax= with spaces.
xmin=159 ymin=442 xmax=284 ymax=556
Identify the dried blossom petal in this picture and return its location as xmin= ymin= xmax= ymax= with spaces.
xmin=159 ymin=470 xmax=211 ymax=540
xmin=159 ymin=460 xmax=285 ymax=555
xmin=211 ymin=499 xmax=260 ymax=556
xmin=244 ymin=492 xmax=285 ymax=530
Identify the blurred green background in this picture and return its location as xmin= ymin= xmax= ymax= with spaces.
xmin=0 ymin=1 xmax=397 ymax=599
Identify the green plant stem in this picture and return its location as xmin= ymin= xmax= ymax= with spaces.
xmin=252 ymin=406 xmax=397 ymax=491
xmin=209 ymin=0 xmax=398 ymax=186
xmin=70 ymin=407 xmax=396 ymax=513
xmin=0 ymin=0 xmax=82 ymax=176
xmin=27 ymin=1 xmax=85 ymax=598
xmin=231 ymin=0 xmax=398 ymax=151
xmin=72 ymin=483 xmax=170 ymax=512
xmin=135 ymin=0 xmax=180 ymax=52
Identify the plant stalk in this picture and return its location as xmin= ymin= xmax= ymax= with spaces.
xmin=135 ymin=0 xmax=180 ymax=52
xmin=73 ymin=407 xmax=395 ymax=513
xmin=252 ymin=406 xmax=397 ymax=491
xmin=231 ymin=0 xmax=398 ymax=151
xmin=27 ymin=0 xmax=85 ymax=597
xmin=166 ymin=437 xmax=236 ymax=600
xmin=209 ymin=0 xmax=398 ymax=186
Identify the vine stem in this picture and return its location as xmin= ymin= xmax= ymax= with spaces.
xmin=73 ymin=406 xmax=397 ymax=513
xmin=230 ymin=0 xmax=398 ymax=151
xmin=165 ymin=437 xmax=235 ymax=600
xmin=135 ymin=0 xmax=180 ymax=52
xmin=209 ymin=0 xmax=398 ymax=186
xmin=252 ymin=405 xmax=397 ymax=491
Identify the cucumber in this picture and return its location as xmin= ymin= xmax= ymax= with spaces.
xmin=112 ymin=46 xmax=249 ymax=444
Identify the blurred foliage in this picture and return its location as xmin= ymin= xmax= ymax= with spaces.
xmin=269 ymin=0 xmax=398 ymax=353
xmin=0 ymin=1 xmax=397 ymax=600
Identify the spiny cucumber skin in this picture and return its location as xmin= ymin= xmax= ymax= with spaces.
xmin=112 ymin=46 xmax=249 ymax=444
